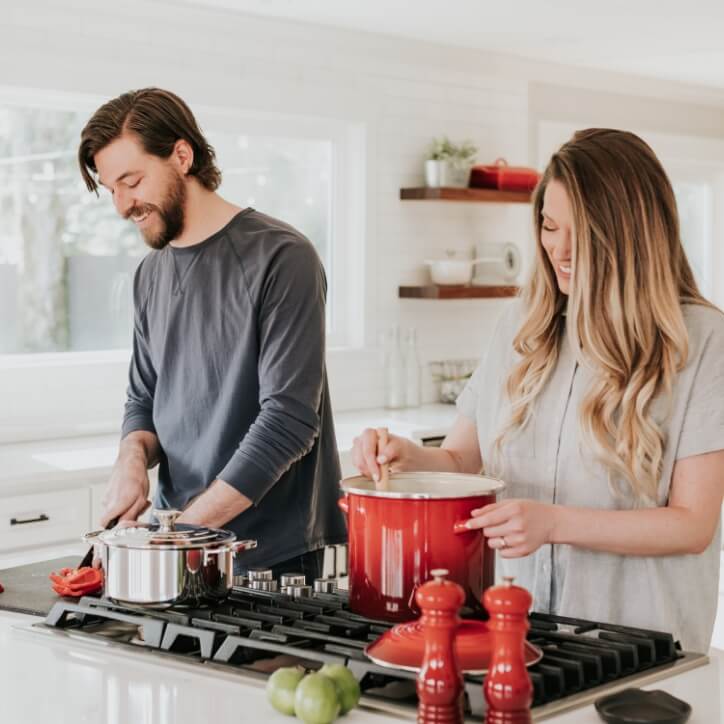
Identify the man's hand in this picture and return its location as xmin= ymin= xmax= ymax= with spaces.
xmin=100 ymin=432 xmax=158 ymax=527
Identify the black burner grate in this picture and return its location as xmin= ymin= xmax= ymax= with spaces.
xmin=42 ymin=587 xmax=683 ymax=717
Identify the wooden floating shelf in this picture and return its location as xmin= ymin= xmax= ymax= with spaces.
xmin=399 ymin=285 xmax=519 ymax=299
xmin=400 ymin=187 xmax=532 ymax=203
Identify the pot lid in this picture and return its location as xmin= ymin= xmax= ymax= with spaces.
xmin=96 ymin=509 xmax=236 ymax=549
xmin=365 ymin=618 xmax=542 ymax=674
xmin=340 ymin=471 xmax=505 ymax=499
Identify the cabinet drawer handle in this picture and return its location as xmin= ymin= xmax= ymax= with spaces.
xmin=10 ymin=514 xmax=50 ymax=526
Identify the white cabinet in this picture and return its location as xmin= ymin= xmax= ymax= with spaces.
xmin=0 ymin=432 xmax=168 ymax=564
xmin=0 ymin=488 xmax=90 ymax=551
xmin=0 ymin=465 xmax=159 ymax=565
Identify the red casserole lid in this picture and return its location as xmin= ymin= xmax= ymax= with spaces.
xmin=365 ymin=617 xmax=542 ymax=674
xmin=470 ymin=158 xmax=540 ymax=192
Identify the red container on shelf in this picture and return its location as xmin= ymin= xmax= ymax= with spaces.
xmin=470 ymin=158 xmax=540 ymax=192
xmin=339 ymin=472 xmax=504 ymax=622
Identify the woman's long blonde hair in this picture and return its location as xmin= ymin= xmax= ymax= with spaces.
xmin=495 ymin=128 xmax=711 ymax=503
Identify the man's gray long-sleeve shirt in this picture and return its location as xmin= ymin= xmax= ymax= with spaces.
xmin=121 ymin=208 xmax=347 ymax=568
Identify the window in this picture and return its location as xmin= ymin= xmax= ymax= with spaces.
xmin=0 ymin=93 xmax=363 ymax=356
xmin=671 ymin=179 xmax=713 ymax=297
xmin=206 ymin=130 xmax=335 ymax=331
xmin=197 ymin=108 xmax=365 ymax=350
xmin=0 ymin=104 xmax=145 ymax=354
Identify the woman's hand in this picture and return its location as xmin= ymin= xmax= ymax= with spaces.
xmin=466 ymin=499 xmax=559 ymax=558
xmin=351 ymin=427 xmax=419 ymax=482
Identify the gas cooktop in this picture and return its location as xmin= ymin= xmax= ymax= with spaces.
xmin=28 ymin=583 xmax=708 ymax=721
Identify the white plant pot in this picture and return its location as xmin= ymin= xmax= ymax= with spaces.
xmin=425 ymin=159 xmax=449 ymax=187
xmin=424 ymin=160 xmax=471 ymax=188
xmin=446 ymin=163 xmax=472 ymax=188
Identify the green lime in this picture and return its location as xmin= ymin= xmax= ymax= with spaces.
xmin=266 ymin=666 xmax=305 ymax=715
xmin=318 ymin=664 xmax=361 ymax=714
xmin=294 ymin=672 xmax=341 ymax=724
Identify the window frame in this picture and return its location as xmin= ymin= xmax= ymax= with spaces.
xmin=0 ymin=90 xmax=365 ymax=361
xmin=193 ymin=105 xmax=366 ymax=350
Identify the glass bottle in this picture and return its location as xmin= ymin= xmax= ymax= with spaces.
xmin=384 ymin=326 xmax=406 ymax=409
xmin=405 ymin=327 xmax=421 ymax=409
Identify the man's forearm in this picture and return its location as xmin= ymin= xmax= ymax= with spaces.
xmin=120 ymin=430 xmax=161 ymax=469
xmin=177 ymin=479 xmax=253 ymax=528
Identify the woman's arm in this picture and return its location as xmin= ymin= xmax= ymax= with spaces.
xmin=352 ymin=414 xmax=482 ymax=481
xmin=468 ymin=449 xmax=724 ymax=558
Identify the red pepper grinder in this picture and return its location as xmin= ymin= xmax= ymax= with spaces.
xmin=483 ymin=576 xmax=533 ymax=724
xmin=416 ymin=568 xmax=465 ymax=724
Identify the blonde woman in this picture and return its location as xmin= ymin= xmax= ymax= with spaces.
xmin=352 ymin=129 xmax=724 ymax=652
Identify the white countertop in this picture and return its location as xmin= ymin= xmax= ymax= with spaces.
xmin=0 ymin=611 xmax=401 ymax=724
xmin=0 ymin=404 xmax=459 ymax=491
xmin=0 ymin=609 xmax=721 ymax=723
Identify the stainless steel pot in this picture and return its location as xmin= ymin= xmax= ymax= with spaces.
xmin=84 ymin=509 xmax=257 ymax=608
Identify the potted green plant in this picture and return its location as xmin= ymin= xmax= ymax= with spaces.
xmin=425 ymin=137 xmax=478 ymax=188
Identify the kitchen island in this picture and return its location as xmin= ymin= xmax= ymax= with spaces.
xmin=1 ymin=609 xmax=720 ymax=723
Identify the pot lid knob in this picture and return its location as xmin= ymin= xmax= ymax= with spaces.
xmin=154 ymin=508 xmax=182 ymax=533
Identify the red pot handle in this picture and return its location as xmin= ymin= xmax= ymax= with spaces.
xmin=338 ymin=495 xmax=349 ymax=515
xmin=453 ymin=519 xmax=471 ymax=534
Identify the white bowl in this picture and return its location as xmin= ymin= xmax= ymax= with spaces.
xmin=425 ymin=259 xmax=476 ymax=286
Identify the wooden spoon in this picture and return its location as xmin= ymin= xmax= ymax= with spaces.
xmin=376 ymin=426 xmax=390 ymax=491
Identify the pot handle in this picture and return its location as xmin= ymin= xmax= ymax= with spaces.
xmin=82 ymin=529 xmax=103 ymax=543
xmin=453 ymin=520 xmax=472 ymax=535
xmin=232 ymin=539 xmax=258 ymax=555
xmin=338 ymin=495 xmax=349 ymax=515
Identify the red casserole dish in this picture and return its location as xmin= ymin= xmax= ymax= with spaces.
xmin=469 ymin=158 xmax=540 ymax=192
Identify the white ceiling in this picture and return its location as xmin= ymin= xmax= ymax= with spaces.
xmin=184 ymin=0 xmax=724 ymax=89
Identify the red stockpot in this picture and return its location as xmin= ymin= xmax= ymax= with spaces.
xmin=339 ymin=472 xmax=505 ymax=622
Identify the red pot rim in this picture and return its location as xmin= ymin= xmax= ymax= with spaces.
xmin=340 ymin=471 xmax=505 ymax=500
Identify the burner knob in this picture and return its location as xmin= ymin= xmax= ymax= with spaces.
xmin=248 ymin=568 xmax=274 ymax=581
xmin=249 ymin=579 xmax=278 ymax=592
xmin=313 ymin=578 xmax=336 ymax=594
xmin=281 ymin=584 xmax=312 ymax=599
xmin=280 ymin=573 xmax=307 ymax=587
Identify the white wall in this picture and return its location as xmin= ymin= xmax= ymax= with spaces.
xmin=2 ymin=0 xmax=724 ymax=441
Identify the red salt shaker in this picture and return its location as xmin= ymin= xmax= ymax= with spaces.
xmin=483 ymin=576 xmax=533 ymax=724
xmin=416 ymin=568 xmax=465 ymax=724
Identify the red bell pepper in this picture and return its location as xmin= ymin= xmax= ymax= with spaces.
xmin=49 ymin=566 xmax=103 ymax=598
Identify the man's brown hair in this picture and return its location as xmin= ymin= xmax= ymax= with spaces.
xmin=78 ymin=87 xmax=222 ymax=193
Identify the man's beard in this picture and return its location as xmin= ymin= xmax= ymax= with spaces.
xmin=127 ymin=171 xmax=187 ymax=250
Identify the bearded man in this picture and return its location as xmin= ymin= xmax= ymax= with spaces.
xmin=78 ymin=88 xmax=346 ymax=578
